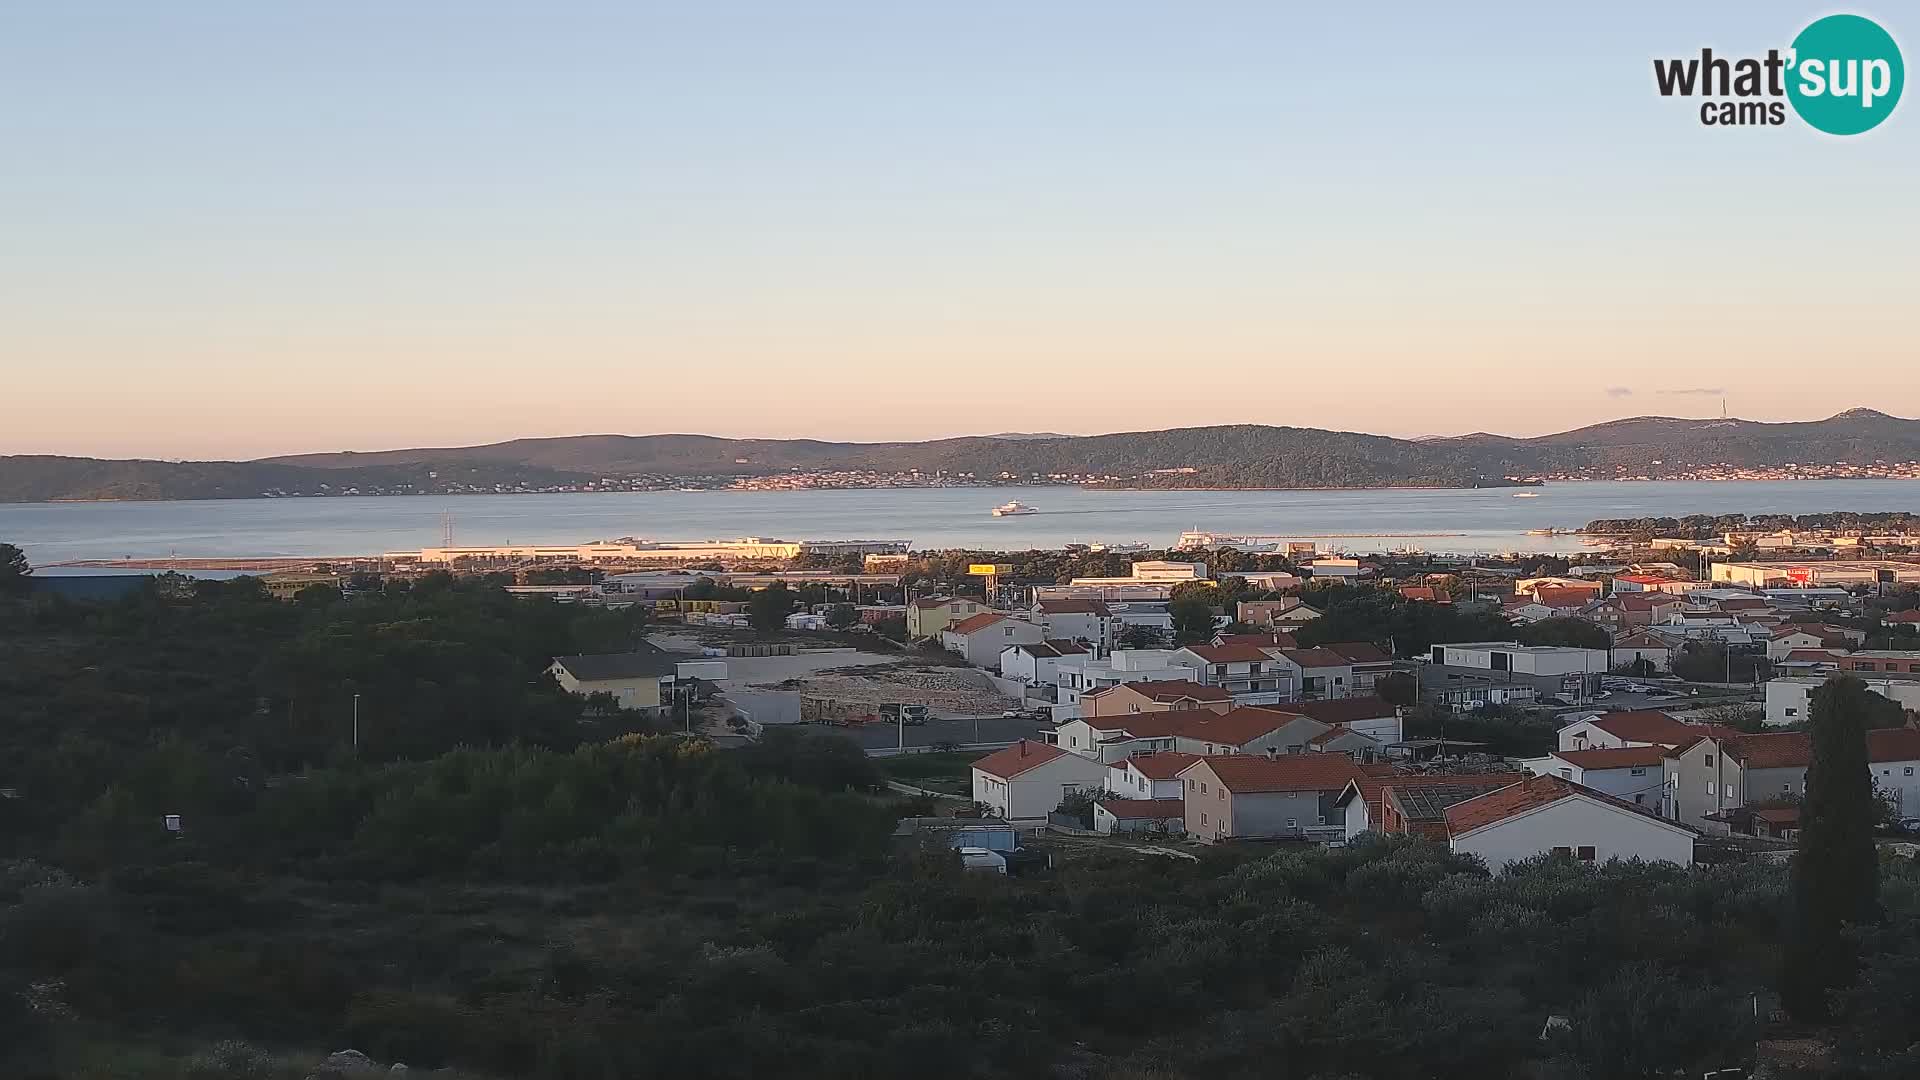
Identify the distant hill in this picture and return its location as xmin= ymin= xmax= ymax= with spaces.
xmin=4 ymin=410 xmax=1917 ymax=502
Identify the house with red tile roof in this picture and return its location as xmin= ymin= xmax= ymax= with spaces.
xmin=1398 ymin=586 xmax=1443 ymax=603
xmin=1272 ymin=648 xmax=1360 ymax=700
xmin=1533 ymin=586 xmax=1600 ymax=611
xmin=1055 ymin=707 xmax=1331 ymax=763
xmin=1081 ymin=678 xmax=1232 ymax=719
xmin=1443 ymin=774 xmax=1697 ymax=871
xmin=1556 ymin=710 xmax=1699 ymax=752
xmin=1734 ymin=726 xmax=1920 ymax=817
xmin=1521 ymin=745 xmax=1669 ymax=810
xmin=1333 ymin=772 xmax=1525 ymax=839
xmin=1168 ymin=644 xmax=1297 ymax=702
xmin=906 ymin=596 xmax=990 ymax=639
xmin=1179 ymin=754 xmax=1365 ymax=841
xmin=1886 ymin=609 xmax=1920 ymax=625
xmin=1104 ymin=751 xmax=1203 ymax=800
xmin=1093 ymin=797 xmax=1187 ymax=835
xmin=970 ymin=740 xmax=1111 ymax=822
xmin=941 ymin=611 xmax=1045 ymax=667
xmin=1261 ymin=695 xmax=1403 ymax=743
xmin=1031 ymin=598 xmax=1116 ymax=651
xmin=1611 ymin=629 xmax=1673 ymax=673
xmin=1587 ymin=592 xmax=1685 ymax=629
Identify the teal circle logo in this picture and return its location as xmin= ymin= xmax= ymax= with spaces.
xmin=1787 ymin=14 xmax=1904 ymax=134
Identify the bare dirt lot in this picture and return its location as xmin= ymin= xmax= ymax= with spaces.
xmin=756 ymin=661 xmax=1018 ymax=718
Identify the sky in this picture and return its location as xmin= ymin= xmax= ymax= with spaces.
xmin=3 ymin=2 xmax=1917 ymax=459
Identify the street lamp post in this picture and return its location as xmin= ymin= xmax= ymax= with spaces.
xmin=352 ymin=693 xmax=361 ymax=751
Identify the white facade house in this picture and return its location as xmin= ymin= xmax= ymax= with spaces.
xmin=999 ymin=640 xmax=1088 ymax=686
xmin=1033 ymin=599 xmax=1116 ymax=651
xmin=941 ymin=613 xmax=1046 ymax=667
xmin=970 ymin=740 xmax=1112 ymax=823
xmin=1444 ymin=775 xmax=1697 ymax=872
xmin=1521 ymin=746 xmax=1668 ymax=809
xmin=1766 ymin=676 xmax=1920 ymax=727
xmin=1103 ymin=752 xmax=1201 ymax=800
xmin=1555 ymin=710 xmax=1696 ymax=752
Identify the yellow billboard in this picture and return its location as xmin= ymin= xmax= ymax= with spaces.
xmin=968 ymin=563 xmax=1012 ymax=576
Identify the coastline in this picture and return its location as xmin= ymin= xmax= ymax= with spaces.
xmin=14 ymin=473 xmax=1920 ymax=505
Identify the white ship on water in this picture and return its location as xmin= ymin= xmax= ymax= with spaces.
xmin=1174 ymin=531 xmax=1280 ymax=552
xmin=991 ymin=501 xmax=1040 ymax=517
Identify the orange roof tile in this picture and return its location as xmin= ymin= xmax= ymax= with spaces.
xmin=1187 ymin=754 xmax=1365 ymax=794
xmin=971 ymin=739 xmax=1069 ymax=779
xmin=1323 ymin=641 xmax=1393 ymax=664
xmin=1552 ymin=746 xmax=1669 ymax=770
xmin=946 ymin=612 xmax=1009 ymax=635
xmin=1443 ymin=773 xmax=1688 ymax=836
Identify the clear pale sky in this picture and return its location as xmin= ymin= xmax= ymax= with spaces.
xmin=3 ymin=2 xmax=1915 ymax=459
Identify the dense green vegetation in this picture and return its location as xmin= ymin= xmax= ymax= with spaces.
xmin=6 ymin=574 xmax=1918 ymax=1078
xmin=1292 ymin=586 xmax=1513 ymax=656
xmin=1785 ymin=678 xmax=1883 ymax=1021
xmin=1583 ymin=511 xmax=1920 ymax=539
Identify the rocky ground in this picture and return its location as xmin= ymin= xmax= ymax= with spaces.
xmin=755 ymin=661 xmax=1017 ymax=716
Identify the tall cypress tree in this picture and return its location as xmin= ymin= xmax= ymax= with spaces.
xmin=1781 ymin=675 xmax=1882 ymax=1020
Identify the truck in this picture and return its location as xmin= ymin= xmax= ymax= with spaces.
xmin=879 ymin=702 xmax=931 ymax=726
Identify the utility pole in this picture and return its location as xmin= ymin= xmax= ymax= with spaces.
xmin=352 ymin=693 xmax=361 ymax=752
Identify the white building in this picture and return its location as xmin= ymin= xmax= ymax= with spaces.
xmin=1308 ymin=558 xmax=1363 ymax=579
xmin=1051 ymin=649 xmax=1200 ymax=707
xmin=1444 ymin=775 xmax=1696 ymax=872
xmin=941 ymin=612 xmax=1045 ymax=667
xmin=970 ymin=740 xmax=1112 ymax=823
xmin=1765 ymin=675 xmax=1920 ymax=727
xmin=999 ymin=640 xmax=1090 ymax=686
xmin=1521 ymin=746 xmax=1669 ymax=809
xmin=1032 ymin=599 xmax=1115 ymax=651
xmin=1103 ymin=752 xmax=1202 ymax=800
xmin=1429 ymin=642 xmax=1610 ymax=676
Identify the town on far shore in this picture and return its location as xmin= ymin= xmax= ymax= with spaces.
xmin=34 ymin=510 xmax=1920 ymax=873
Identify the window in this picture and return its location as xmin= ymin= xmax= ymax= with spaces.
xmin=1908 ymin=767 xmax=1915 ymax=777
xmin=1217 ymin=790 xmax=1224 ymax=801
xmin=1200 ymin=782 xmax=1208 ymax=794
xmin=1188 ymin=778 xmax=1195 ymax=791
xmin=1786 ymin=707 xmax=1798 ymax=717
xmin=1634 ymin=794 xmax=1645 ymax=805
xmin=1578 ymin=846 xmax=1596 ymax=861
xmin=1559 ymin=768 xmax=1572 ymax=780
xmin=1286 ymin=817 xmax=1297 ymax=829
xmin=1201 ymin=813 xmax=1208 ymax=825
xmin=1551 ymin=846 xmax=1572 ymax=856
xmin=1630 ymin=767 xmax=1646 ymax=776
xmin=1706 ymin=781 xmax=1716 ymax=795
xmin=1704 ymin=753 xmax=1714 ymax=767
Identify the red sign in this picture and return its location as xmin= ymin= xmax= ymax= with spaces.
xmin=1786 ymin=567 xmax=1812 ymax=584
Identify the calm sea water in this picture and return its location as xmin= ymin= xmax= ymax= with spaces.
xmin=5 ymin=480 xmax=1920 ymax=566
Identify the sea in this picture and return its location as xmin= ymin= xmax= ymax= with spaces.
xmin=5 ymin=480 xmax=1920 ymax=567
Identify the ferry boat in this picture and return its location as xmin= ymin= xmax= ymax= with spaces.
xmin=991 ymin=501 xmax=1040 ymax=517
xmin=1511 ymin=492 xmax=1541 ymax=498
